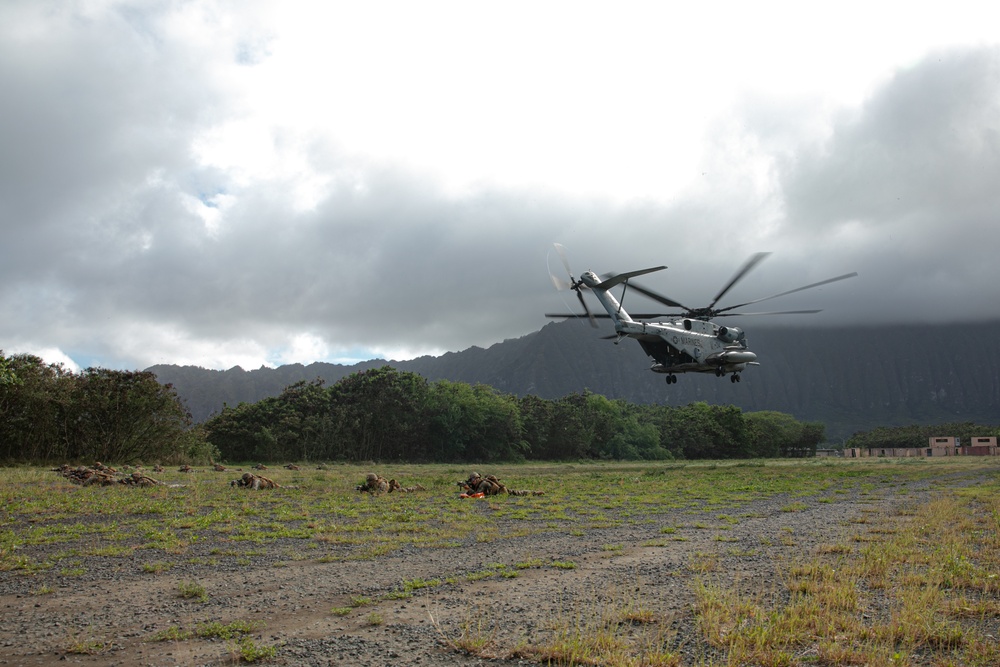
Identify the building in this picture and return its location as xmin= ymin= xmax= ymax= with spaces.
xmin=841 ymin=436 xmax=998 ymax=458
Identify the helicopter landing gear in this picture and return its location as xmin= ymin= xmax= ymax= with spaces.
xmin=730 ymin=373 xmax=741 ymax=383
xmin=665 ymin=374 xmax=678 ymax=384
xmin=715 ymin=367 xmax=724 ymax=377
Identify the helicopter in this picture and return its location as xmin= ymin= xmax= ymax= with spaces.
xmin=546 ymin=244 xmax=857 ymax=384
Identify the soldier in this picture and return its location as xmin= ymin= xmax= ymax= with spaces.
xmin=461 ymin=472 xmax=543 ymax=496
xmin=178 ymin=465 xmax=193 ymax=473
xmin=120 ymin=471 xmax=160 ymax=487
xmin=230 ymin=472 xmax=280 ymax=490
xmin=252 ymin=463 xmax=268 ymax=471
xmin=285 ymin=463 xmax=301 ymax=471
xmin=388 ymin=479 xmax=426 ymax=493
xmin=80 ymin=468 xmax=117 ymax=486
xmin=461 ymin=472 xmax=505 ymax=495
xmin=356 ymin=472 xmax=390 ymax=495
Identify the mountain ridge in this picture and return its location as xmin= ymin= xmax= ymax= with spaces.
xmin=148 ymin=320 xmax=1000 ymax=443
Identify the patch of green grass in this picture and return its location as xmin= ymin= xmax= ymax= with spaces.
xmin=780 ymin=501 xmax=809 ymax=512
xmin=149 ymin=626 xmax=194 ymax=641
xmin=196 ymin=619 xmax=263 ymax=640
xmin=402 ymin=577 xmax=441 ymax=592
xmin=65 ymin=635 xmax=107 ymax=655
xmin=228 ymin=636 xmax=278 ymax=663
xmin=383 ymin=590 xmax=412 ymax=600
xmin=177 ymin=580 xmax=208 ymax=602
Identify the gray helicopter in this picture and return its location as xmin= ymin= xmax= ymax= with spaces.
xmin=546 ymin=244 xmax=857 ymax=384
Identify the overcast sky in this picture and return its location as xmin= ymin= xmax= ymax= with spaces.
xmin=3 ymin=1 xmax=1000 ymax=372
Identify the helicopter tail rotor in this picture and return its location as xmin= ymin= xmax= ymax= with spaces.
xmin=547 ymin=243 xmax=597 ymax=327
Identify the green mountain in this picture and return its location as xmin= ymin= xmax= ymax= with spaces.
xmin=148 ymin=320 xmax=1000 ymax=442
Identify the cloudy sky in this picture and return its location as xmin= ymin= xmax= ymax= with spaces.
xmin=3 ymin=1 xmax=999 ymax=372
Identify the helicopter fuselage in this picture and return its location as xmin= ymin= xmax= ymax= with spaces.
xmin=548 ymin=246 xmax=855 ymax=385
xmin=580 ymin=270 xmax=758 ymax=380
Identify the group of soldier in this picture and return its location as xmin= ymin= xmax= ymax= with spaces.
xmin=53 ymin=463 xmax=161 ymax=487
xmin=355 ymin=471 xmax=542 ymax=497
xmin=52 ymin=462 xmax=539 ymax=498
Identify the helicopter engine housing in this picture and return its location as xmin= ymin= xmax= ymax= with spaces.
xmin=716 ymin=326 xmax=744 ymax=343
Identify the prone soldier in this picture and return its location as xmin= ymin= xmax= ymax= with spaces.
xmin=460 ymin=472 xmax=543 ymax=496
xmin=356 ymin=472 xmax=390 ymax=495
xmin=388 ymin=479 xmax=426 ymax=493
xmin=79 ymin=467 xmax=117 ymax=486
xmin=120 ymin=471 xmax=160 ymax=487
xmin=230 ymin=472 xmax=280 ymax=490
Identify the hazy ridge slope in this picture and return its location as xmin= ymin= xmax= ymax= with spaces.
xmin=148 ymin=320 xmax=1000 ymax=442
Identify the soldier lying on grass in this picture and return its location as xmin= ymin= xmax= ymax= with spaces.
xmin=356 ymin=473 xmax=426 ymax=495
xmin=459 ymin=472 xmax=544 ymax=497
xmin=356 ymin=472 xmax=389 ymax=494
xmin=388 ymin=479 xmax=426 ymax=493
xmin=230 ymin=472 xmax=280 ymax=489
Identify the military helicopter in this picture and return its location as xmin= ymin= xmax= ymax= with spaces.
xmin=546 ymin=244 xmax=857 ymax=384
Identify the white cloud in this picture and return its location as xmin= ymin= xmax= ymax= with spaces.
xmin=2 ymin=1 xmax=1000 ymax=370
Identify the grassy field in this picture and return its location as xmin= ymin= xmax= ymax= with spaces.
xmin=2 ymin=457 xmax=999 ymax=665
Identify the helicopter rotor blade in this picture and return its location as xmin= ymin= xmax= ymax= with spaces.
xmin=598 ymin=266 xmax=667 ymax=290
xmin=714 ymin=272 xmax=859 ymax=314
xmin=713 ymin=309 xmax=823 ymax=317
xmin=576 ymin=289 xmax=598 ymax=328
xmin=553 ymin=243 xmax=573 ymax=280
xmin=548 ymin=243 xmax=599 ymax=327
xmin=608 ymin=278 xmax=691 ymax=311
xmin=548 ymin=243 xmax=574 ymax=291
xmin=709 ymin=252 xmax=771 ymax=310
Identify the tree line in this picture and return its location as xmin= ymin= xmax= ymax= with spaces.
xmin=13 ymin=353 xmax=994 ymax=467
xmin=0 ymin=352 xmax=210 ymax=465
xmin=202 ymin=366 xmax=825 ymax=463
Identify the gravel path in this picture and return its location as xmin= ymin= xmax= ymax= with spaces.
xmin=0 ymin=474 xmax=940 ymax=666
